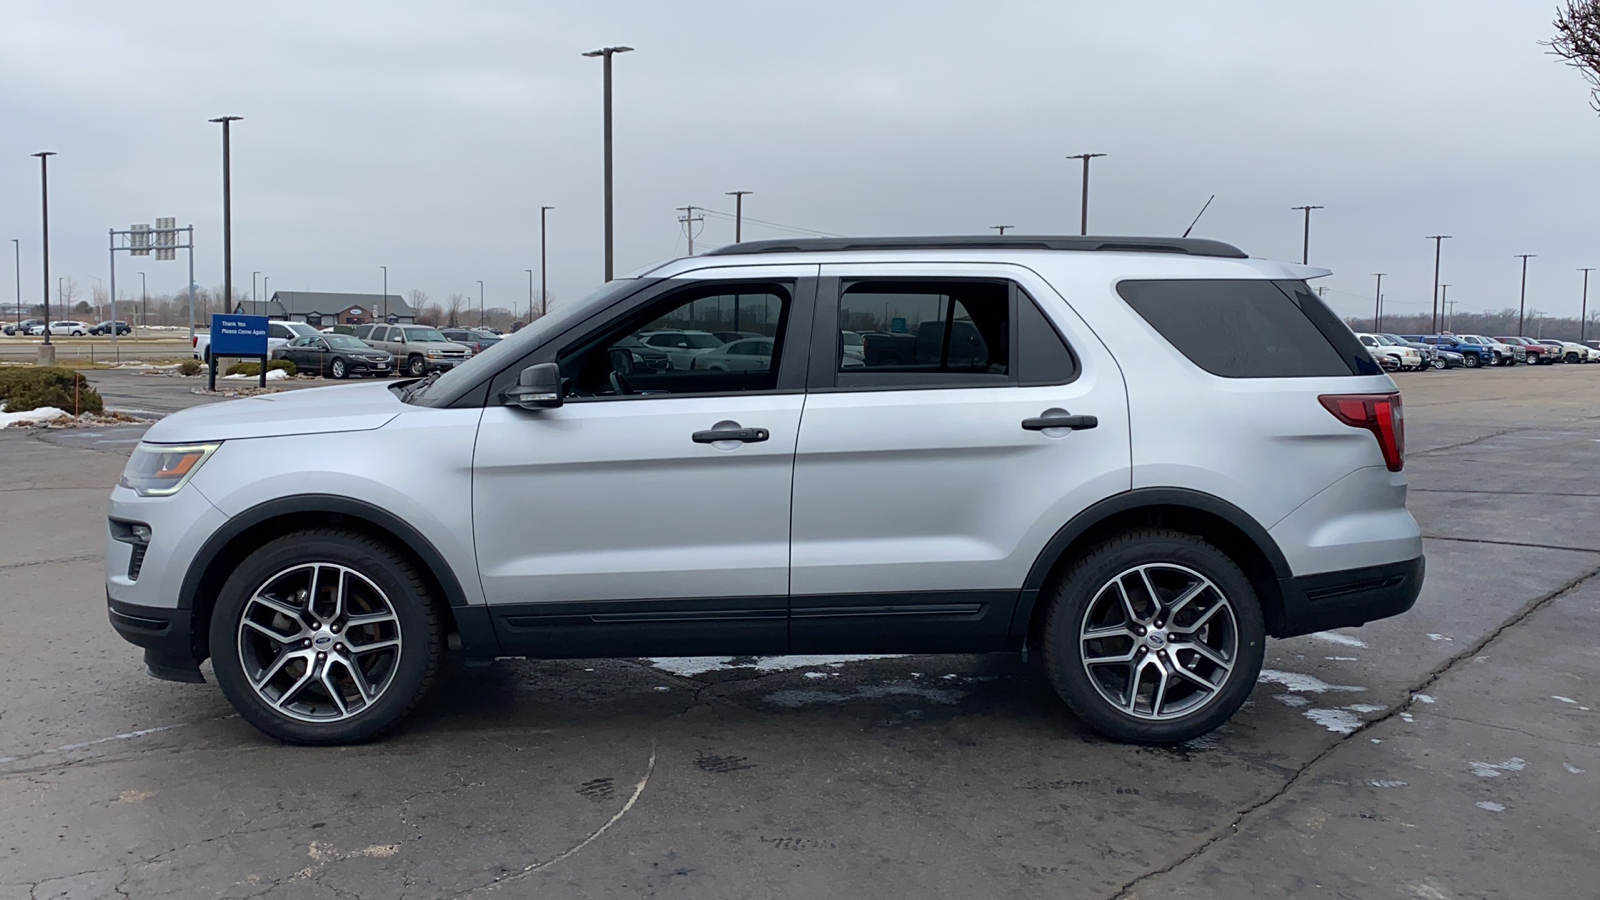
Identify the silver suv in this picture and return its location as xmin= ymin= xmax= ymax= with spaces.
xmin=353 ymin=323 xmax=471 ymax=377
xmin=105 ymin=236 xmax=1423 ymax=746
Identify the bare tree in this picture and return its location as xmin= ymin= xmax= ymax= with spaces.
xmin=414 ymin=303 xmax=444 ymax=326
xmin=534 ymin=290 xmax=555 ymax=321
xmin=444 ymin=293 xmax=467 ymax=328
xmin=1546 ymin=1 xmax=1600 ymax=112
xmin=406 ymin=289 xmax=428 ymax=315
xmin=58 ymin=277 xmax=79 ymax=313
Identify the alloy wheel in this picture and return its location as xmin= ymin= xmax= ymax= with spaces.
xmin=1079 ymin=563 xmax=1238 ymax=721
xmin=237 ymin=563 xmax=403 ymax=724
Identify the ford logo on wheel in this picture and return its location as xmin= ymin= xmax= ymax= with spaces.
xmin=313 ymin=635 xmax=334 ymax=650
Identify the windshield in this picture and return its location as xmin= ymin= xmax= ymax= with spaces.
xmin=407 ymin=278 xmax=647 ymax=405
xmin=325 ymin=334 xmax=370 ymax=350
xmin=284 ymin=322 xmax=318 ymax=337
xmin=1370 ymin=335 xmax=1398 ymax=345
xmin=402 ymin=327 xmax=448 ymax=343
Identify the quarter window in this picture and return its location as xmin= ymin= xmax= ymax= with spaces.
xmin=838 ymin=281 xmax=1009 ymax=382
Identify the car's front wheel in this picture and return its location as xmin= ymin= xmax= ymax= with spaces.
xmin=330 ymin=358 xmax=347 ymax=379
xmin=210 ymin=530 xmax=442 ymax=745
xmin=1041 ymin=529 xmax=1265 ymax=744
xmin=1431 ymin=358 xmax=1447 ymax=370
xmin=1463 ymin=354 xmax=1480 ymax=368
xmin=407 ymin=355 xmax=427 ymax=377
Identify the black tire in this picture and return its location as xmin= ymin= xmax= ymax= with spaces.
xmin=210 ymin=529 xmax=442 ymax=745
xmin=330 ymin=357 xmax=347 ymax=379
xmin=407 ymin=355 xmax=427 ymax=377
xmin=1464 ymin=353 xmax=1480 ymax=368
xmin=1431 ymin=358 xmax=1447 ymax=370
xmin=1040 ymin=529 xmax=1266 ymax=744
xmin=1568 ymin=353 xmax=1581 ymax=364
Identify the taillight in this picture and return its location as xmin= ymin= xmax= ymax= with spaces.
xmin=192 ymin=336 xmax=198 ymax=348
xmin=1319 ymin=393 xmax=1404 ymax=472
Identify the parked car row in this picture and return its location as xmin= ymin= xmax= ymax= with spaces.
xmin=1355 ymin=332 xmax=1600 ymax=372
xmin=3 ymin=319 xmax=137 ymax=336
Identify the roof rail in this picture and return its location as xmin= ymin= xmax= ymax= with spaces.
xmin=702 ymin=235 xmax=1249 ymax=259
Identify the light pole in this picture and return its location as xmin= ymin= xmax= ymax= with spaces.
xmin=1426 ymin=235 xmax=1451 ymax=334
xmin=208 ymin=116 xmax=243 ymax=325
xmin=539 ymin=205 xmax=552 ymax=319
xmin=1515 ymin=254 xmax=1535 ymax=336
xmin=252 ymin=270 xmax=260 ymax=306
xmin=1440 ymin=284 xmax=1451 ymax=332
xmin=32 ymin=151 xmax=56 ymax=351
xmin=583 ymin=45 xmax=633 ymax=281
xmin=726 ymin=191 xmax=752 ymax=242
xmin=1372 ymin=273 xmax=1385 ymax=332
xmin=380 ymin=265 xmax=387 ymax=322
xmin=525 ymin=269 xmax=533 ymax=324
xmin=477 ymin=279 xmax=484 ymax=327
xmin=1291 ymin=205 xmax=1323 ymax=265
xmin=139 ymin=272 xmax=147 ymax=329
xmin=11 ymin=239 xmax=19 ymax=332
xmin=1066 ymin=152 xmax=1106 ymax=235
xmin=1580 ymin=269 xmax=1594 ymax=345
xmin=262 ymin=275 xmax=269 ymax=309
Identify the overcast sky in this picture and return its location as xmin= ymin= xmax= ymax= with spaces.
xmin=3 ymin=0 xmax=1597 ymax=324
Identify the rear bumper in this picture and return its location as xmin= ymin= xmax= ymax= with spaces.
xmin=107 ymin=595 xmax=205 ymax=683
xmin=1274 ymin=556 xmax=1423 ymax=638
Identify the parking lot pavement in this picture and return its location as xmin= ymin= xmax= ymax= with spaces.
xmin=1 ymin=365 xmax=1597 ymax=898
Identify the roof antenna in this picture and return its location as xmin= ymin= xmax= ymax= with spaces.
xmin=1182 ymin=194 xmax=1216 ymax=239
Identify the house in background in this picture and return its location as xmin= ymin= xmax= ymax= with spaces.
xmin=232 ymin=291 xmax=415 ymax=327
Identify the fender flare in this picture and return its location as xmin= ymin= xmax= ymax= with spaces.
xmin=1007 ymin=488 xmax=1291 ymax=647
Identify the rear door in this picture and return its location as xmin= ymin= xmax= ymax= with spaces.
xmin=471 ymin=266 xmax=818 ymax=657
xmin=789 ymin=263 xmax=1131 ymax=653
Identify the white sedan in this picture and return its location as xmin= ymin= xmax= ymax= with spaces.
xmin=688 ymin=337 xmax=775 ymax=372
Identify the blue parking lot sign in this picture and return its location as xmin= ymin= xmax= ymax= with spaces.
xmin=212 ymin=315 xmax=269 ymax=356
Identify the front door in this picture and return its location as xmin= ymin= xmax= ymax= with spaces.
xmin=472 ymin=267 xmax=816 ymax=657
xmin=789 ymin=263 xmax=1132 ymax=653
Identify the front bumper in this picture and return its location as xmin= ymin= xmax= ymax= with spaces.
xmin=108 ymin=595 xmax=204 ymax=683
xmin=1275 ymin=556 xmax=1424 ymax=638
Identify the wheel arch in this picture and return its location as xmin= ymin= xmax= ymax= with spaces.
xmin=1009 ymin=489 xmax=1293 ymax=650
xmin=179 ymin=494 xmax=494 ymax=662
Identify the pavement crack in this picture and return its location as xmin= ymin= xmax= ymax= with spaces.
xmin=1422 ymin=535 xmax=1600 ymax=554
xmin=1421 ymin=711 xmax=1597 ymax=749
xmin=0 ymin=553 xmax=100 ymax=571
xmin=1103 ymin=564 xmax=1600 ymax=900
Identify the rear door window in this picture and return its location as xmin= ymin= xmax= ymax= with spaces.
xmin=1116 ymin=279 xmax=1378 ymax=377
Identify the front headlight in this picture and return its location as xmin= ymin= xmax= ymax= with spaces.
xmin=425 ymin=350 xmax=441 ymax=358
xmin=119 ymin=443 xmax=221 ymax=497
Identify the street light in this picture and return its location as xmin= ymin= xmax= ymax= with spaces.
xmin=1579 ymin=269 xmax=1595 ymax=345
xmin=477 ymin=279 xmax=484 ymax=327
xmin=32 ymin=151 xmax=56 ymax=350
xmin=139 ymin=272 xmax=147 ymax=329
xmin=583 ymin=45 xmax=633 ymax=281
xmin=1291 ymin=205 xmax=1323 ymax=265
xmin=525 ymin=269 xmax=533 ymax=324
xmin=208 ymin=116 xmax=243 ymax=322
xmin=1515 ymin=254 xmax=1536 ymax=336
xmin=380 ymin=265 xmax=387 ymax=322
xmin=252 ymin=270 xmax=260 ymax=306
xmin=12 ymin=239 xmax=20 ymax=333
xmin=539 ymin=205 xmax=553 ymax=319
xmin=1372 ymin=273 xmax=1385 ymax=332
xmin=1065 ymin=152 xmax=1106 ymax=235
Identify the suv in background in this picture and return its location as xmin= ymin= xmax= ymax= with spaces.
xmin=31 ymin=320 xmax=89 ymax=336
xmin=106 ymin=235 xmax=1422 ymax=747
xmin=354 ymin=323 xmax=471 ymax=377
xmin=1356 ymin=333 xmax=1423 ymax=371
xmin=1408 ymin=334 xmax=1494 ymax=368
xmin=1495 ymin=337 xmax=1553 ymax=364
xmin=90 ymin=320 xmax=133 ymax=336
xmin=439 ymin=328 xmax=503 ymax=355
xmin=4 ymin=319 xmax=43 ymax=336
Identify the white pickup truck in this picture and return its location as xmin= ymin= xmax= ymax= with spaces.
xmin=192 ymin=320 xmax=320 ymax=362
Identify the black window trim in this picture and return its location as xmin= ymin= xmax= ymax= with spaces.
xmin=470 ymin=276 xmax=818 ymax=408
xmin=806 ymin=275 xmax=1080 ymax=393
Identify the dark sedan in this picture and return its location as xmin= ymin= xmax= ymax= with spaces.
xmin=273 ymin=333 xmax=394 ymax=378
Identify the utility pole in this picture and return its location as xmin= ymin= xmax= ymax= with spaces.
xmin=583 ymin=46 xmax=633 ymax=281
xmin=477 ymin=279 xmax=485 ymax=327
xmin=1372 ymin=273 xmax=1385 ymax=332
xmin=677 ymin=206 xmax=705 ymax=255
xmin=1440 ymin=284 xmax=1451 ymax=332
xmin=208 ymin=116 xmax=243 ymax=327
xmin=1515 ymin=254 xmax=1535 ymax=336
xmin=251 ymin=270 xmax=260 ymax=306
xmin=1581 ymin=268 xmax=1595 ymax=344
xmin=525 ymin=269 xmax=533 ymax=324
xmin=539 ymin=205 xmax=552 ymax=318
xmin=381 ymin=265 xmax=388 ymax=322
xmin=1426 ymin=235 xmax=1451 ymax=334
xmin=32 ymin=152 xmax=56 ymax=357
xmin=1066 ymin=153 xmax=1106 ymax=235
xmin=1291 ymin=205 xmax=1323 ymax=265
xmin=725 ymin=191 xmax=752 ymax=243
xmin=11 ymin=239 xmax=19 ymax=334
xmin=990 ymin=225 xmax=1013 ymax=235
xmin=139 ymin=271 xmax=147 ymax=329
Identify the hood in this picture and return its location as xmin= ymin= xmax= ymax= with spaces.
xmin=140 ymin=381 xmax=403 ymax=443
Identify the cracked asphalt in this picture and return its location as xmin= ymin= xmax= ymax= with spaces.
xmin=2 ymin=365 xmax=1597 ymax=899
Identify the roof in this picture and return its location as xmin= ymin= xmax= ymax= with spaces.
xmin=235 ymin=291 xmax=416 ymax=318
xmin=701 ymin=235 xmax=1249 ymax=259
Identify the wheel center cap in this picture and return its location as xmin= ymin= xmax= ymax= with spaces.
xmin=312 ymin=631 xmax=336 ymax=651
xmin=1146 ymin=631 xmax=1167 ymax=649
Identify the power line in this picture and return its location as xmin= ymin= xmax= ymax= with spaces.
xmin=699 ymin=208 xmax=841 ymax=238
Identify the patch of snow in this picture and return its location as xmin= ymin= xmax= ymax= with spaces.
xmin=1427 ymin=633 xmax=1453 ymax=642
xmin=1552 ymin=696 xmax=1577 ymax=704
xmin=755 ymin=655 xmax=902 ymax=672
xmin=1275 ymin=694 xmax=1310 ymax=708
xmin=1368 ymin=779 xmax=1407 ymax=788
xmin=1399 ymin=712 xmax=1415 ymax=722
xmin=1563 ymin=763 xmax=1585 ymax=774
xmin=222 ymin=367 xmax=289 ymax=381
xmin=1370 ymin=738 xmax=1383 ymax=744
xmin=1303 ymin=708 xmax=1363 ymax=734
xmin=1346 ymin=703 xmax=1385 ymax=714
xmin=1469 ymin=758 xmax=1526 ymax=778
xmin=1414 ymin=694 xmax=1436 ymax=704
xmin=0 ymin=406 xmax=69 ymax=427
xmin=1310 ymin=631 xmax=1367 ymax=648
xmin=1258 ymin=669 xmax=1366 ymax=694
xmin=646 ymin=654 xmax=904 ymax=677
xmin=763 ymin=683 xmax=963 ymax=708
xmin=1475 ymin=801 xmax=1505 ymax=812
xmin=1325 ymin=656 xmax=1359 ymax=661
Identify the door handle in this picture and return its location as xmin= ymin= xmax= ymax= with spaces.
xmin=1022 ymin=410 xmax=1098 ymax=431
xmin=693 ymin=425 xmax=770 ymax=444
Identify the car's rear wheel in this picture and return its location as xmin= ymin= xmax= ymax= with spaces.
xmin=1041 ymin=529 xmax=1265 ymax=744
xmin=210 ymin=530 xmax=442 ymax=745
xmin=330 ymin=358 xmax=347 ymax=379
xmin=407 ymin=355 xmax=427 ymax=377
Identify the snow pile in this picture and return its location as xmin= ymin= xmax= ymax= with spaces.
xmin=0 ymin=406 xmax=71 ymax=428
xmin=221 ymin=367 xmax=290 ymax=381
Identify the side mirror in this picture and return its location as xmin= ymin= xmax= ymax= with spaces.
xmin=502 ymin=362 xmax=563 ymax=410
